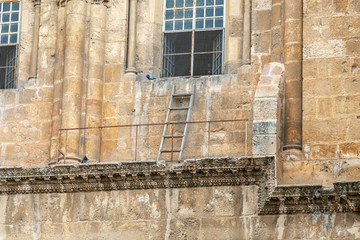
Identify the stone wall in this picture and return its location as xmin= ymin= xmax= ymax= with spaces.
xmin=0 ymin=0 xmax=276 ymax=166
xmin=0 ymin=157 xmax=358 ymax=239
xmin=101 ymin=70 xmax=256 ymax=162
xmin=0 ymin=186 xmax=255 ymax=239
xmin=1 ymin=0 xmax=360 ymax=239
xmin=0 ymin=0 xmax=57 ymax=166
xmin=1 ymin=0 xmax=359 ymax=183
xmin=1 ymin=187 xmax=360 ymax=239
xmin=280 ymin=0 xmax=360 ymax=185
xmin=0 ymin=0 xmax=263 ymax=166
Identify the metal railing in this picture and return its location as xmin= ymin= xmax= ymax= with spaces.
xmin=59 ymin=119 xmax=249 ymax=162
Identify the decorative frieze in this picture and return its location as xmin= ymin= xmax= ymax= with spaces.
xmin=259 ymin=176 xmax=360 ymax=215
xmin=56 ymin=0 xmax=110 ymax=7
xmin=0 ymin=157 xmax=270 ymax=194
xmin=1 ymin=157 xmax=359 ymax=215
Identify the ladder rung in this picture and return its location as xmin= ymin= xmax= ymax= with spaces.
xmin=169 ymin=107 xmax=189 ymax=110
xmin=173 ymin=93 xmax=192 ymax=97
xmin=161 ymin=150 xmax=181 ymax=152
xmin=167 ymin=121 xmax=187 ymax=124
xmin=164 ymin=135 xmax=184 ymax=138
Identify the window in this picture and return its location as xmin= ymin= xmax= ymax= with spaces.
xmin=163 ymin=0 xmax=225 ymax=77
xmin=0 ymin=1 xmax=20 ymax=89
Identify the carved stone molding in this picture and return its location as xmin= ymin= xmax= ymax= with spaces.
xmin=0 ymin=157 xmax=270 ymax=194
xmin=32 ymin=0 xmax=41 ymax=7
xmin=1 ymin=156 xmax=359 ymax=215
xmin=56 ymin=0 xmax=110 ymax=7
xmin=259 ymin=178 xmax=360 ymax=215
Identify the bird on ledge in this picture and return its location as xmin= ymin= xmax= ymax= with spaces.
xmin=146 ymin=74 xmax=156 ymax=80
xmin=81 ymin=155 xmax=88 ymax=163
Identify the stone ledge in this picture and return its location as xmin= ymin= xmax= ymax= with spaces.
xmin=1 ymin=157 xmax=360 ymax=216
xmin=0 ymin=157 xmax=271 ymax=194
xmin=259 ymin=181 xmax=360 ymax=215
xmin=57 ymin=0 xmax=110 ymax=7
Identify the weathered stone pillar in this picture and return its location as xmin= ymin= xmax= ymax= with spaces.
xmin=283 ymin=0 xmax=302 ymax=150
xmin=49 ymin=1 xmax=66 ymax=163
xmin=59 ymin=0 xmax=87 ymax=163
xmin=29 ymin=0 xmax=41 ymax=80
xmin=242 ymin=0 xmax=251 ymax=64
xmin=125 ymin=0 xmax=137 ymax=75
xmin=253 ymin=63 xmax=285 ymax=156
xmin=271 ymin=0 xmax=283 ymax=62
xmin=84 ymin=3 xmax=107 ymax=161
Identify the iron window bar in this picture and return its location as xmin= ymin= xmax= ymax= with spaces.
xmin=162 ymin=30 xmax=224 ymax=77
xmin=164 ymin=50 xmax=223 ymax=56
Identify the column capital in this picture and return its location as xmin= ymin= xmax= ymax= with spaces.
xmin=32 ymin=0 xmax=41 ymax=7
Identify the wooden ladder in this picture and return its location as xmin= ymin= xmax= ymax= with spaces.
xmin=157 ymin=85 xmax=195 ymax=161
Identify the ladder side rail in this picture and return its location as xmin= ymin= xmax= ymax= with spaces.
xmin=178 ymin=86 xmax=195 ymax=160
xmin=157 ymin=86 xmax=176 ymax=161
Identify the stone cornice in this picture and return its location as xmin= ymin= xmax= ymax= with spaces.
xmin=0 ymin=157 xmax=270 ymax=194
xmin=259 ymin=179 xmax=360 ymax=215
xmin=1 ymin=157 xmax=360 ymax=215
xmin=57 ymin=0 xmax=110 ymax=7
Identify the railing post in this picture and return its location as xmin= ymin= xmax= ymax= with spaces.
xmin=65 ymin=130 xmax=68 ymax=164
xmin=208 ymin=121 xmax=211 ymax=157
xmin=171 ymin=123 xmax=174 ymax=162
xmin=99 ymin=127 xmax=103 ymax=163
xmin=135 ymin=125 xmax=138 ymax=161
xmin=245 ymin=121 xmax=248 ymax=156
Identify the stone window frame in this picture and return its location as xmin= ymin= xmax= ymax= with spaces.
xmin=161 ymin=0 xmax=226 ymax=78
xmin=0 ymin=0 xmax=20 ymax=89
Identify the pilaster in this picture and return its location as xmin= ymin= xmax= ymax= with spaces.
xmin=125 ymin=0 xmax=138 ymax=75
xmin=28 ymin=0 xmax=41 ymax=80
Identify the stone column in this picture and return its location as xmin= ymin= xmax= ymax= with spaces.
xmin=271 ymin=0 xmax=283 ymax=62
xmin=125 ymin=0 xmax=137 ymax=75
xmin=49 ymin=1 xmax=66 ymax=163
xmin=242 ymin=0 xmax=251 ymax=65
xmin=29 ymin=0 xmax=41 ymax=80
xmin=59 ymin=0 xmax=87 ymax=163
xmin=283 ymin=0 xmax=302 ymax=150
xmin=84 ymin=3 xmax=107 ymax=161
xmin=224 ymin=0 xmax=243 ymax=73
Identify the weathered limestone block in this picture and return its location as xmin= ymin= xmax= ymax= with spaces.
xmin=253 ymin=62 xmax=285 ymax=156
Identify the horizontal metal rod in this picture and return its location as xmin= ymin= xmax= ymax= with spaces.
xmin=0 ymin=66 xmax=16 ymax=69
xmin=164 ymin=51 xmax=222 ymax=56
xmin=60 ymin=119 xmax=248 ymax=131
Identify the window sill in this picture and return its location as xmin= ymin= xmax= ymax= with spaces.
xmin=136 ymin=73 xmax=235 ymax=82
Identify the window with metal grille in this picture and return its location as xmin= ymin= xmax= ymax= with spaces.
xmin=163 ymin=0 xmax=225 ymax=77
xmin=0 ymin=1 xmax=20 ymax=89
